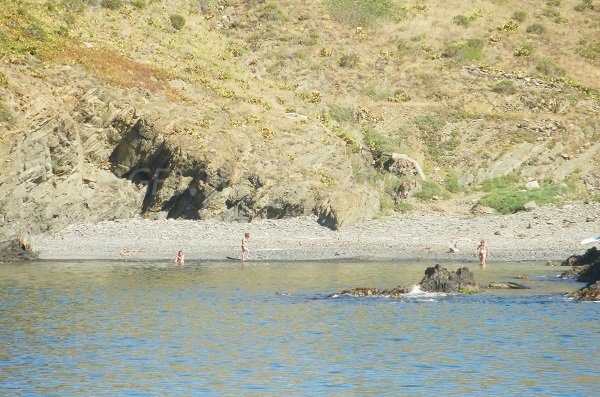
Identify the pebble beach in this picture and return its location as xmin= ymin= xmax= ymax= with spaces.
xmin=28 ymin=203 xmax=600 ymax=263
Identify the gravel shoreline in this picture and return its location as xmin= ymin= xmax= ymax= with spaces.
xmin=26 ymin=203 xmax=599 ymax=263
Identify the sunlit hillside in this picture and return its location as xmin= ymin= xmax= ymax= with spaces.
xmin=0 ymin=0 xmax=599 ymax=233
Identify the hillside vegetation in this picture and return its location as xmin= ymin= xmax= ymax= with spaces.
xmin=0 ymin=0 xmax=599 ymax=234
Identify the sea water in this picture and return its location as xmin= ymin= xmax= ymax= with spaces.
xmin=1 ymin=261 xmax=599 ymax=396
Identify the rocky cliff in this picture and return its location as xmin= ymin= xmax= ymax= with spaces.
xmin=1 ymin=0 xmax=599 ymax=238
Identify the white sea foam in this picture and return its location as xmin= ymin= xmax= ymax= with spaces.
xmin=404 ymin=284 xmax=446 ymax=298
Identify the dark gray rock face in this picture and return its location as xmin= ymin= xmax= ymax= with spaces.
xmin=562 ymin=248 xmax=600 ymax=301
xmin=572 ymin=280 xmax=600 ymax=301
xmin=331 ymin=265 xmax=479 ymax=298
xmin=561 ymin=247 xmax=600 ymax=267
xmin=419 ymin=264 xmax=479 ymax=293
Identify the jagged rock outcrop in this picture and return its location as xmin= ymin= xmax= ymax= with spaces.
xmin=559 ymin=247 xmax=600 ymax=280
xmin=330 ymin=265 xmax=479 ymax=298
xmin=562 ymin=248 xmax=600 ymax=301
xmin=419 ymin=264 xmax=479 ymax=293
xmin=561 ymin=247 xmax=600 ymax=267
xmin=0 ymin=63 xmax=380 ymax=237
xmin=572 ymin=281 xmax=600 ymax=301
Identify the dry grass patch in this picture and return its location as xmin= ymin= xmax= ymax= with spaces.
xmin=58 ymin=47 xmax=170 ymax=92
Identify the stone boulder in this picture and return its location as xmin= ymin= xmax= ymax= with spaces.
xmin=576 ymin=257 xmax=600 ymax=284
xmin=419 ymin=264 xmax=479 ymax=293
xmin=316 ymin=188 xmax=380 ymax=230
xmin=562 ymin=249 xmax=600 ymax=301
xmin=561 ymin=247 xmax=600 ymax=267
xmin=330 ymin=265 xmax=479 ymax=298
xmin=571 ymin=281 xmax=600 ymax=301
xmin=0 ymin=238 xmax=37 ymax=262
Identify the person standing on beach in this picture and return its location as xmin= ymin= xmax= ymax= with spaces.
xmin=241 ymin=232 xmax=250 ymax=261
xmin=476 ymin=240 xmax=489 ymax=267
xmin=175 ymin=250 xmax=185 ymax=266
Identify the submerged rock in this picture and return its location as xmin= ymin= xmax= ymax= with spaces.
xmin=488 ymin=282 xmax=530 ymax=289
xmin=337 ymin=287 xmax=380 ymax=297
xmin=380 ymin=286 xmax=412 ymax=298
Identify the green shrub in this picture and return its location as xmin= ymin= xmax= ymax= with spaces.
xmin=415 ymin=180 xmax=449 ymax=201
xmin=362 ymin=126 xmax=404 ymax=167
xmin=498 ymin=21 xmax=519 ymax=32
xmin=576 ymin=40 xmax=600 ymax=60
xmin=536 ymin=59 xmax=566 ymax=78
xmin=132 ymin=0 xmax=146 ymax=9
xmin=479 ymin=182 xmax=570 ymax=214
xmin=395 ymin=202 xmax=413 ymax=212
xmin=387 ymin=90 xmax=410 ymax=103
xmin=442 ymin=39 xmax=484 ymax=62
xmin=0 ymin=72 xmax=7 ymax=87
xmin=329 ymin=104 xmax=356 ymax=123
xmin=414 ymin=114 xmax=446 ymax=133
xmin=547 ymin=0 xmax=561 ymax=6
xmin=574 ymin=0 xmax=594 ymax=11
xmin=338 ymin=53 xmax=359 ymax=68
xmin=364 ymin=79 xmax=394 ymax=100
xmin=444 ymin=173 xmax=462 ymax=193
xmin=170 ymin=14 xmax=186 ymax=30
xmin=100 ymin=0 xmax=122 ymax=9
xmin=296 ymin=91 xmax=321 ymax=103
xmin=542 ymin=7 xmax=565 ymax=22
xmin=62 ymin=0 xmax=86 ymax=13
xmin=378 ymin=195 xmax=396 ymax=217
xmin=480 ymin=174 xmax=519 ymax=192
xmin=526 ymin=23 xmax=546 ymax=34
xmin=492 ymin=79 xmax=517 ymax=95
xmin=26 ymin=24 xmax=47 ymax=41
xmin=512 ymin=11 xmax=527 ymax=22
xmin=325 ymin=0 xmax=396 ymax=27
xmin=0 ymin=101 xmax=12 ymax=125
xmin=514 ymin=43 xmax=534 ymax=57
xmin=259 ymin=2 xmax=286 ymax=21
xmin=453 ymin=15 xmax=470 ymax=27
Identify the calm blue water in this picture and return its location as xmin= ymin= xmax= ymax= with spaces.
xmin=1 ymin=261 xmax=599 ymax=396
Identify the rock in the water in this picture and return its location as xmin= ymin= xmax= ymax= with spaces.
xmin=571 ymin=280 xmax=600 ymax=301
xmin=488 ymin=281 xmax=530 ymax=289
xmin=338 ymin=287 xmax=380 ymax=297
xmin=419 ymin=264 xmax=479 ymax=293
xmin=380 ymin=286 xmax=412 ymax=298
xmin=577 ymin=257 xmax=600 ymax=284
xmin=562 ymin=247 xmax=600 ymax=267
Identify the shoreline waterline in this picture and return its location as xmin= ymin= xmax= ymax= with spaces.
xmin=5 ymin=202 xmax=599 ymax=263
